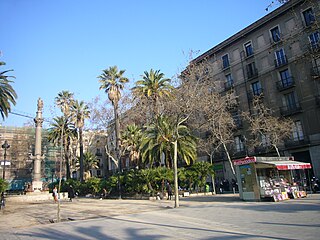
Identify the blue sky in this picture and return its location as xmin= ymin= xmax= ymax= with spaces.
xmin=1 ymin=0 xmax=280 ymax=128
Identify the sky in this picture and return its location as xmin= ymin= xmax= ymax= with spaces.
xmin=1 ymin=0 xmax=281 ymax=128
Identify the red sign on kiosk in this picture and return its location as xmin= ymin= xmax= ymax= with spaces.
xmin=233 ymin=157 xmax=256 ymax=166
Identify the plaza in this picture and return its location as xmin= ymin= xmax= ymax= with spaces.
xmin=1 ymin=193 xmax=319 ymax=239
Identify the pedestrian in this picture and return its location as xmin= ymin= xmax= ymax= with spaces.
xmin=0 ymin=192 xmax=5 ymax=209
xmin=68 ymin=185 xmax=75 ymax=202
xmin=100 ymin=188 xmax=107 ymax=200
xmin=166 ymin=182 xmax=172 ymax=200
xmin=52 ymin=186 xmax=58 ymax=203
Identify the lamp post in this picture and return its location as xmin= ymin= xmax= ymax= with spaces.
xmin=2 ymin=140 xmax=10 ymax=179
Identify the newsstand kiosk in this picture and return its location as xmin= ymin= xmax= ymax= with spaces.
xmin=233 ymin=156 xmax=312 ymax=201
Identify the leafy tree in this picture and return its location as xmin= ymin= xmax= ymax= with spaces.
xmin=70 ymin=100 xmax=90 ymax=182
xmin=132 ymin=69 xmax=173 ymax=118
xmin=75 ymin=151 xmax=99 ymax=179
xmin=140 ymin=115 xmax=197 ymax=169
xmin=191 ymin=161 xmax=214 ymax=193
xmin=47 ymin=116 xmax=77 ymax=179
xmin=121 ymin=124 xmax=143 ymax=167
xmin=0 ymin=61 xmax=17 ymax=119
xmin=0 ymin=179 xmax=9 ymax=193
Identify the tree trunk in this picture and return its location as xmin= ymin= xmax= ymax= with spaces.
xmin=79 ymin=127 xmax=84 ymax=182
xmin=114 ymin=101 xmax=122 ymax=199
xmin=65 ymin=136 xmax=71 ymax=179
xmin=273 ymin=144 xmax=281 ymax=157
xmin=210 ymin=152 xmax=216 ymax=195
xmin=222 ymin=142 xmax=236 ymax=175
xmin=173 ymin=140 xmax=179 ymax=208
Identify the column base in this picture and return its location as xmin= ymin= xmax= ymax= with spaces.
xmin=32 ymin=181 xmax=43 ymax=192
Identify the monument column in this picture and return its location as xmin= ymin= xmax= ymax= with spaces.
xmin=32 ymin=98 xmax=44 ymax=191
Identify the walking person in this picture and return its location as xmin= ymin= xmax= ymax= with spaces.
xmin=166 ymin=182 xmax=172 ymax=200
xmin=0 ymin=192 xmax=5 ymax=210
xmin=52 ymin=186 xmax=58 ymax=203
xmin=68 ymin=185 xmax=75 ymax=202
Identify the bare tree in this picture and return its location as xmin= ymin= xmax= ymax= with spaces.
xmin=243 ymin=97 xmax=294 ymax=157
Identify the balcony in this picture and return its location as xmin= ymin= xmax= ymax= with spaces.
xmin=247 ymin=88 xmax=263 ymax=101
xmin=284 ymin=137 xmax=310 ymax=149
xmin=280 ymin=103 xmax=302 ymax=116
xmin=311 ymin=66 xmax=320 ymax=78
xmin=309 ymin=43 xmax=320 ymax=53
xmin=246 ymin=68 xmax=258 ymax=79
xmin=276 ymin=77 xmax=295 ymax=91
xmin=233 ymin=118 xmax=243 ymax=129
xmin=224 ymin=81 xmax=234 ymax=91
xmin=254 ymin=146 xmax=270 ymax=155
xmin=274 ymin=56 xmax=288 ymax=68
xmin=232 ymin=150 xmax=247 ymax=158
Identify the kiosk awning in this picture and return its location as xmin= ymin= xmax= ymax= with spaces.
xmin=258 ymin=160 xmax=312 ymax=170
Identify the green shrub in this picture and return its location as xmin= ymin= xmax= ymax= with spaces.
xmin=0 ymin=179 xmax=9 ymax=193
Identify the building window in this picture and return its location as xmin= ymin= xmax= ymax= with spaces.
xmin=246 ymin=62 xmax=257 ymax=78
xmin=244 ymin=42 xmax=254 ymax=57
xmin=303 ymin=8 xmax=315 ymax=26
xmin=283 ymin=92 xmax=299 ymax=110
xmin=251 ymin=81 xmax=262 ymax=96
xmin=225 ymin=74 xmax=234 ymax=89
xmin=292 ymin=120 xmax=304 ymax=141
xmin=234 ymin=136 xmax=244 ymax=152
xmin=261 ymin=134 xmax=271 ymax=147
xmin=232 ymin=111 xmax=242 ymax=128
xmin=275 ymin=48 xmax=287 ymax=67
xmin=270 ymin=26 xmax=281 ymax=42
xmin=222 ymin=54 xmax=230 ymax=69
xmin=309 ymin=31 xmax=320 ymax=50
xmin=279 ymin=69 xmax=293 ymax=87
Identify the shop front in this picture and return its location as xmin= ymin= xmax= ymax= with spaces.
xmin=233 ymin=156 xmax=312 ymax=201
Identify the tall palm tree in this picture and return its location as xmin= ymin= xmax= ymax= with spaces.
xmin=140 ymin=115 xmax=197 ymax=169
xmin=98 ymin=66 xmax=129 ymax=179
xmin=70 ymin=100 xmax=90 ymax=182
xmin=47 ymin=116 xmax=77 ymax=179
xmin=121 ymin=124 xmax=142 ymax=167
xmin=132 ymin=69 xmax=173 ymax=118
xmin=54 ymin=90 xmax=75 ymax=179
xmin=0 ymin=61 xmax=17 ymax=120
xmin=55 ymin=90 xmax=74 ymax=117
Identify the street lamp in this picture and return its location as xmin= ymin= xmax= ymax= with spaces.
xmin=2 ymin=140 xmax=10 ymax=179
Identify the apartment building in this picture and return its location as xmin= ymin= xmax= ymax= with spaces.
xmin=192 ymin=0 xmax=320 ymax=179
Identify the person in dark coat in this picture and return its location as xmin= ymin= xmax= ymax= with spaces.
xmin=166 ymin=182 xmax=173 ymax=200
xmin=68 ymin=185 xmax=75 ymax=202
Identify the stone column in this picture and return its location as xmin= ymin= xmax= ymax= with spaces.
xmin=32 ymin=98 xmax=44 ymax=191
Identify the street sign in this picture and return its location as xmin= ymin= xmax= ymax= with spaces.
xmin=0 ymin=161 xmax=11 ymax=166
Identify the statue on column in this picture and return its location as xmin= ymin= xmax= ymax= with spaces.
xmin=31 ymin=98 xmax=45 ymax=192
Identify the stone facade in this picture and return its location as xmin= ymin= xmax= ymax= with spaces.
xmin=192 ymin=0 xmax=320 ymax=179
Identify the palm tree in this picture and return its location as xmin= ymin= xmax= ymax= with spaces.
xmin=70 ymin=100 xmax=90 ymax=182
xmin=54 ymin=91 xmax=75 ymax=179
xmin=55 ymin=90 xmax=74 ymax=117
xmin=132 ymin=69 xmax=173 ymax=118
xmin=47 ymin=116 xmax=77 ymax=179
xmin=0 ymin=61 xmax=17 ymax=120
xmin=98 ymin=66 xmax=129 ymax=197
xmin=121 ymin=124 xmax=142 ymax=167
xmin=140 ymin=115 xmax=197 ymax=169
xmin=75 ymin=151 xmax=99 ymax=179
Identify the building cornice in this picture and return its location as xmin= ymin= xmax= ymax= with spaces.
xmin=192 ymin=0 xmax=303 ymax=63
